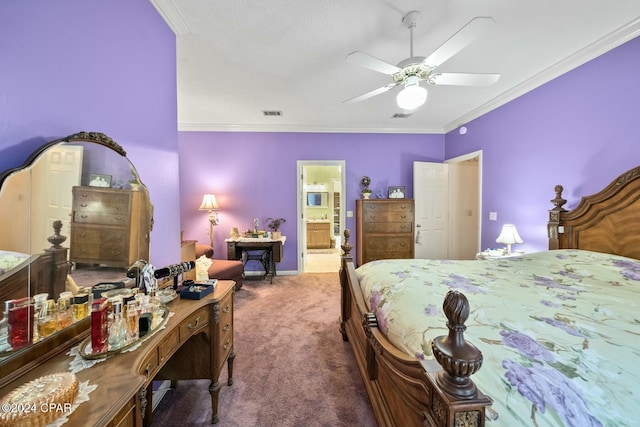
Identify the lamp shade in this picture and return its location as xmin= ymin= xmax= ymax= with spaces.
xmin=496 ymin=224 xmax=523 ymax=245
xmin=396 ymin=76 xmax=427 ymax=110
xmin=199 ymin=193 xmax=219 ymax=211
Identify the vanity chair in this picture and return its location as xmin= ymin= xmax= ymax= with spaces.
xmin=195 ymin=243 xmax=244 ymax=290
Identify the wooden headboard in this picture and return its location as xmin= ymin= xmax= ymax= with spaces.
xmin=548 ymin=166 xmax=640 ymax=259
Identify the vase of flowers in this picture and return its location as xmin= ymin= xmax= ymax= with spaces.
xmin=266 ymin=217 xmax=286 ymax=239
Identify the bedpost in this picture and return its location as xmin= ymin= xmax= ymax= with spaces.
xmin=548 ymin=184 xmax=567 ymax=250
xmin=423 ymin=290 xmax=492 ymax=427
xmin=43 ymin=220 xmax=71 ymax=297
xmin=339 ymin=229 xmax=353 ymax=341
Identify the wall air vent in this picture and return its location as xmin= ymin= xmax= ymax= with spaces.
xmin=263 ymin=110 xmax=283 ymax=117
xmin=392 ymin=113 xmax=413 ymax=118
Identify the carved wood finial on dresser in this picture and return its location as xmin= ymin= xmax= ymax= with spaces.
xmin=431 ymin=290 xmax=483 ymax=399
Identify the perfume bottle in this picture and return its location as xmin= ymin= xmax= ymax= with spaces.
xmin=108 ymin=300 xmax=126 ymax=350
xmin=91 ymin=298 xmax=108 ymax=354
xmin=125 ymin=300 xmax=139 ymax=343
xmin=57 ymin=291 xmax=73 ymax=330
xmin=37 ymin=299 xmax=57 ymax=339
xmin=7 ymin=297 xmax=34 ymax=349
xmin=32 ymin=293 xmax=48 ymax=342
xmin=73 ymin=293 xmax=90 ymax=321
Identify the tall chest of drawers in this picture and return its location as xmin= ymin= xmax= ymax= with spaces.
xmin=356 ymin=199 xmax=415 ymax=265
xmin=70 ymin=186 xmax=151 ymax=268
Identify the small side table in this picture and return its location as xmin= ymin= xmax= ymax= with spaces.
xmin=181 ymin=240 xmax=197 ymax=281
xmin=476 ymin=249 xmax=524 ymax=260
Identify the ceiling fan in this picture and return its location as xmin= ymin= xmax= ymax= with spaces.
xmin=343 ymin=11 xmax=500 ymax=111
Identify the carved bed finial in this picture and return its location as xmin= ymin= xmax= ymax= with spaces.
xmin=550 ymin=185 xmax=567 ymax=212
xmin=341 ymin=229 xmax=353 ymax=256
xmin=47 ymin=220 xmax=67 ymax=249
xmin=431 ymin=290 xmax=483 ymax=399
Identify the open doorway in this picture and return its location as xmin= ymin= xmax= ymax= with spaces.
xmin=297 ymin=161 xmax=345 ymax=273
xmin=413 ymin=150 xmax=482 ymax=260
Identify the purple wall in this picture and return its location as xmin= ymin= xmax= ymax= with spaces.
xmin=0 ymin=1 xmax=181 ymax=266
xmin=445 ymin=35 xmax=640 ymax=253
xmin=178 ymin=132 xmax=444 ymax=271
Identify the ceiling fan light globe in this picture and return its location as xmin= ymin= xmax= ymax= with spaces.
xmin=396 ymin=84 xmax=427 ymax=110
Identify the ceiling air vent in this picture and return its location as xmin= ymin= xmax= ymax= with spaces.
xmin=392 ymin=113 xmax=413 ymax=118
xmin=263 ymin=110 xmax=283 ymax=117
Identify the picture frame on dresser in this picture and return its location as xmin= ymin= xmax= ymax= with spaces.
xmin=88 ymin=173 xmax=112 ymax=187
xmin=388 ymin=185 xmax=405 ymax=198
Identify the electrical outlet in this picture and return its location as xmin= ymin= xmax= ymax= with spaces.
xmin=347 ymin=210 xmax=353 ymax=218
xmin=489 ymin=212 xmax=497 ymax=221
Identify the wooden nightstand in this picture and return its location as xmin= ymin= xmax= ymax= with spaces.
xmin=181 ymin=239 xmax=197 ymax=280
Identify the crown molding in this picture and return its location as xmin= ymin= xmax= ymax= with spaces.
xmin=444 ymin=16 xmax=640 ymax=133
xmin=150 ymin=0 xmax=192 ymax=36
xmin=178 ymin=122 xmax=445 ymax=134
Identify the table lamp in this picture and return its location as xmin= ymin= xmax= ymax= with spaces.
xmin=495 ymin=224 xmax=523 ymax=255
xmin=199 ymin=193 xmax=220 ymax=248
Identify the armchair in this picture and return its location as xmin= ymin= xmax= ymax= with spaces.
xmin=195 ymin=243 xmax=243 ymax=290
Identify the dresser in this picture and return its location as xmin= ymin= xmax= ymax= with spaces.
xmin=356 ymin=199 xmax=414 ymax=265
xmin=306 ymin=222 xmax=331 ymax=249
xmin=70 ymin=186 xmax=151 ymax=268
xmin=0 ymin=280 xmax=236 ymax=426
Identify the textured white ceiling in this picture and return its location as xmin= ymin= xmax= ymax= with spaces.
xmin=151 ymin=0 xmax=640 ymax=134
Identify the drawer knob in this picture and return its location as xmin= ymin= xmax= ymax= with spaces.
xmin=187 ymin=316 xmax=201 ymax=331
xmin=222 ymin=323 xmax=230 ymax=332
xmin=80 ymin=203 xmax=88 ymax=207
xmin=223 ymin=339 xmax=230 ymax=350
xmin=223 ymin=304 xmax=230 ymax=313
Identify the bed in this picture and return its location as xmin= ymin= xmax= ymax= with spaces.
xmin=0 ymin=222 xmax=70 ymax=319
xmin=338 ymin=166 xmax=640 ymax=427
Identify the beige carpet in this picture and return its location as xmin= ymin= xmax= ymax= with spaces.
xmin=152 ymin=273 xmax=377 ymax=426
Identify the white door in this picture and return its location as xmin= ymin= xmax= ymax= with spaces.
xmin=31 ymin=145 xmax=83 ymax=252
xmin=448 ymin=159 xmax=480 ymax=259
xmin=413 ymin=162 xmax=449 ymax=259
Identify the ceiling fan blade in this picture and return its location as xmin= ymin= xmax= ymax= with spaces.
xmin=346 ymin=51 xmax=401 ymax=75
xmin=343 ymin=83 xmax=399 ymax=104
xmin=423 ymin=17 xmax=495 ymax=68
xmin=430 ymin=72 xmax=500 ymax=86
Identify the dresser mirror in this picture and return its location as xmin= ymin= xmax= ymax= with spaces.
xmin=0 ymin=131 xmax=153 ymax=385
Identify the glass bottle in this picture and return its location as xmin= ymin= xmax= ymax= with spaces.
xmin=37 ymin=299 xmax=57 ymax=339
xmin=125 ymin=300 xmax=139 ymax=343
xmin=91 ymin=298 xmax=108 ymax=354
xmin=108 ymin=300 xmax=126 ymax=350
xmin=7 ymin=298 xmax=34 ymax=349
xmin=57 ymin=291 xmax=73 ymax=330
xmin=32 ymin=293 xmax=48 ymax=342
xmin=73 ymin=293 xmax=90 ymax=321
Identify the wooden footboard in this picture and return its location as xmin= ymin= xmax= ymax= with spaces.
xmin=339 ymin=230 xmax=491 ymax=427
xmin=0 ymin=221 xmax=70 ymax=310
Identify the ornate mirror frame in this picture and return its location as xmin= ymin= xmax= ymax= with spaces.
xmin=0 ymin=131 xmax=152 ymax=387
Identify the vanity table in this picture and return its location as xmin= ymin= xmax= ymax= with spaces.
xmin=306 ymin=221 xmax=331 ymax=249
xmin=0 ymin=280 xmax=235 ymax=426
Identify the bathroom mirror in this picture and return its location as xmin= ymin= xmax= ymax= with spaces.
xmin=0 ymin=131 xmax=153 ymax=385
xmin=306 ymin=192 xmax=328 ymax=207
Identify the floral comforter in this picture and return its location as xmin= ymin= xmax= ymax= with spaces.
xmin=356 ymin=250 xmax=640 ymax=427
xmin=0 ymin=250 xmax=29 ymax=276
